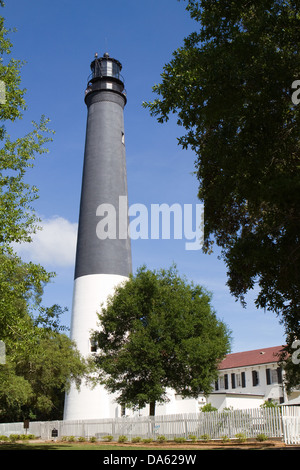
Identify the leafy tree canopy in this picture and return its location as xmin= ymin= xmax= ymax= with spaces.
xmin=144 ymin=0 xmax=300 ymax=362
xmin=0 ymin=6 xmax=87 ymax=421
xmin=93 ymin=265 xmax=231 ymax=415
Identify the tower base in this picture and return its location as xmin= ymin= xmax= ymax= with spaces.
xmin=63 ymin=273 xmax=129 ymax=421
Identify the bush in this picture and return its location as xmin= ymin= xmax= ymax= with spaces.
xmin=188 ymin=434 xmax=197 ymax=442
xmin=174 ymin=437 xmax=186 ymax=443
xmin=60 ymin=435 xmax=76 ymax=442
xmin=78 ymin=436 xmax=86 ymax=442
xmin=131 ymin=437 xmax=142 ymax=443
xmin=102 ymin=435 xmax=113 ymax=441
xmin=200 ymin=434 xmax=210 ymax=441
xmin=235 ymin=433 xmax=247 ymax=443
xmin=156 ymin=435 xmax=167 ymax=443
xmin=118 ymin=435 xmax=127 ymax=443
xmin=0 ymin=435 xmax=8 ymax=441
xmin=256 ymin=433 xmax=268 ymax=442
xmin=221 ymin=435 xmax=230 ymax=442
xmin=89 ymin=436 xmax=96 ymax=443
xmin=201 ymin=403 xmax=218 ymax=412
xmin=142 ymin=438 xmax=152 ymax=443
xmin=9 ymin=434 xmax=20 ymax=442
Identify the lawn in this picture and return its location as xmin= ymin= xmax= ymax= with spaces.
xmin=0 ymin=439 xmax=291 ymax=451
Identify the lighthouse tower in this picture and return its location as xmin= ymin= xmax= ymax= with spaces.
xmin=63 ymin=53 xmax=132 ymax=420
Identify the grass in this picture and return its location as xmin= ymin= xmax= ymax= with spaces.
xmin=0 ymin=441 xmax=190 ymax=451
xmin=0 ymin=438 xmax=287 ymax=451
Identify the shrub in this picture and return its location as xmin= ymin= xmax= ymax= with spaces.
xmin=67 ymin=436 xmax=76 ymax=442
xmin=9 ymin=434 xmax=20 ymax=442
xmin=156 ymin=435 xmax=167 ymax=443
xmin=256 ymin=433 xmax=268 ymax=442
xmin=142 ymin=438 xmax=152 ymax=443
xmin=0 ymin=435 xmax=8 ymax=441
xmin=200 ymin=434 xmax=210 ymax=441
xmin=102 ymin=435 xmax=113 ymax=441
xmin=201 ymin=403 xmax=218 ymax=412
xmin=131 ymin=437 xmax=142 ymax=443
xmin=235 ymin=433 xmax=247 ymax=443
xmin=118 ymin=435 xmax=127 ymax=443
xmin=174 ymin=437 xmax=186 ymax=443
xmin=89 ymin=436 xmax=96 ymax=443
xmin=78 ymin=436 xmax=86 ymax=442
xmin=188 ymin=434 xmax=197 ymax=442
xmin=221 ymin=435 xmax=230 ymax=442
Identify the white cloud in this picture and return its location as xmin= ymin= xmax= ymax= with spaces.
xmin=14 ymin=216 xmax=78 ymax=267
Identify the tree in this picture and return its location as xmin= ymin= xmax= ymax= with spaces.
xmin=144 ymin=0 xmax=300 ymax=371
xmin=0 ymin=6 xmax=88 ymax=420
xmin=93 ymin=265 xmax=231 ymax=416
xmin=0 ymin=327 xmax=87 ymax=422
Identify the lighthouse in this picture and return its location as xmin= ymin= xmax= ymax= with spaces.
xmin=63 ymin=53 xmax=132 ymax=420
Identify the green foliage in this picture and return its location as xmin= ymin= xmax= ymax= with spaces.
xmin=235 ymin=433 xmax=247 ymax=443
xmin=0 ymin=9 xmax=87 ymax=422
xmin=93 ymin=265 xmax=231 ymax=415
xmin=200 ymin=403 xmax=218 ymax=412
xmin=102 ymin=435 xmax=113 ymax=441
xmin=156 ymin=434 xmax=167 ymax=443
xmin=256 ymin=433 xmax=268 ymax=442
xmin=118 ymin=435 xmax=128 ymax=443
xmin=260 ymin=399 xmax=278 ymax=408
xmin=174 ymin=436 xmax=186 ymax=443
xmin=200 ymin=434 xmax=210 ymax=441
xmin=144 ymin=0 xmax=300 ymax=376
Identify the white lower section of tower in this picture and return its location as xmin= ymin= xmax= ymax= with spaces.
xmin=63 ymin=273 xmax=129 ymax=421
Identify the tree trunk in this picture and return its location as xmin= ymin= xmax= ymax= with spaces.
xmin=149 ymin=401 xmax=156 ymax=416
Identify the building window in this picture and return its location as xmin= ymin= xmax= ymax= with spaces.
xmin=241 ymin=372 xmax=246 ymax=387
xmin=233 ymin=372 xmax=246 ymax=388
xmin=231 ymin=373 xmax=236 ymax=389
xmin=216 ymin=374 xmax=229 ymax=390
xmin=219 ymin=376 xmax=225 ymax=390
xmin=121 ymin=132 xmax=125 ymax=144
xmin=266 ymin=367 xmax=282 ymax=385
xmin=252 ymin=370 xmax=259 ymax=386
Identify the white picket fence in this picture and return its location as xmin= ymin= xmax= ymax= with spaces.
xmin=2 ymin=406 xmax=299 ymax=443
xmin=281 ymin=405 xmax=300 ymax=445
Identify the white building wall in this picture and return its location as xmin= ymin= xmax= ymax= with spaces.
xmin=122 ymin=361 xmax=287 ymax=417
xmin=212 ymin=362 xmax=286 ymax=409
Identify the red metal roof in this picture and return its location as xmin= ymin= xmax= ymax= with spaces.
xmin=218 ymin=345 xmax=286 ymax=370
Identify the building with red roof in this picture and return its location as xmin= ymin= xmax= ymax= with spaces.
xmin=207 ymin=345 xmax=291 ymax=410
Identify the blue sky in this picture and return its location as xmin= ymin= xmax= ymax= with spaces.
xmin=3 ymin=0 xmax=286 ymax=353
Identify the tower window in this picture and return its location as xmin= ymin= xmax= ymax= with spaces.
xmin=90 ymin=338 xmax=97 ymax=353
xmin=121 ymin=132 xmax=125 ymax=144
